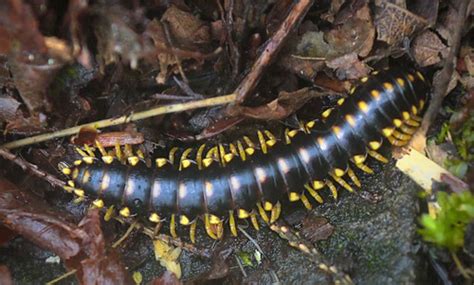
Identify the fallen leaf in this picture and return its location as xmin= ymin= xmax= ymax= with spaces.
xmin=374 ymin=1 xmax=428 ymax=47
xmin=411 ymin=30 xmax=448 ymax=67
xmin=326 ymin=52 xmax=370 ymax=80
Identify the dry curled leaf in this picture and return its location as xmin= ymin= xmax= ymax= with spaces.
xmin=326 ymin=52 xmax=370 ymax=80
xmin=300 ymin=216 xmax=335 ymax=243
xmin=375 ymin=1 xmax=428 ymax=47
xmin=236 ymin=88 xmax=326 ymax=120
xmin=411 ymin=30 xmax=448 ymax=67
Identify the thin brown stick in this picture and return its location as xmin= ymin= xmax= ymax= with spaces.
xmin=1 ymin=93 xmax=236 ymax=150
xmin=231 ymin=0 xmax=314 ymax=104
xmin=0 ymin=148 xmax=65 ymax=188
xmin=411 ymin=0 xmax=470 ymax=151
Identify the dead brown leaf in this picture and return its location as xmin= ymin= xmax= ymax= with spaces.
xmin=236 ymin=88 xmax=325 ymax=120
xmin=300 ymin=216 xmax=335 ymax=243
xmin=326 ymin=52 xmax=370 ymax=80
xmin=411 ymin=30 xmax=448 ymax=67
xmin=374 ymin=1 xmax=428 ymax=47
xmin=161 ymin=5 xmax=211 ymax=48
xmin=0 ymin=95 xmax=21 ymax=123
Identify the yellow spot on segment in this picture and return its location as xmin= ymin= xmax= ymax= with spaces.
xmin=382 ymin=127 xmax=395 ymax=137
xmin=332 ymin=126 xmax=342 ymax=138
xmin=402 ymin=111 xmax=410 ymax=120
xmin=264 ymin=201 xmax=273 ymax=211
xmin=349 ymin=86 xmax=356 ymax=94
xmin=202 ymin=157 xmax=213 ymax=167
xmin=393 ymin=118 xmax=403 ymax=127
xmin=74 ymin=160 xmax=82 ymax=166
xmin=100 ymin=173 xmax=110 ymax=191
xmin=92 ymin=199 xmax=104 ymax=208
xmin=68 ymin=180 xmax=75 ymax=187
xmin=371 ymin=90 xmax=380 ymax=100
xmin=333 ymin=168 xmax=345 ymax=177
xmin=209 ymin=214 xmax=221 ymax=225
xmin=62 ymin=168 xmax=71 ymax=175
xmin=128 ymin=156 xmax=139 ymax=166
xmin=411 ymin=105 xmax=418 ymax=115
xmin=337 ymin=98 xmax=345 ymax=105
xmin=102 ymin=155 xmax=114 ymax=164
xmin=383 ymin=82 xmax=394 ymax=92
xmin=358 ymin=101 xmax=369 ymax=113
xmin=322 ymin=108 xmax=332 ymax=118
xmin=313 ymin=180 xmax=325 ymax=189
xmin=74 ymin=189 xmax=85 ymax=197
xmin=181 ymin=159 xmax=192 ymax=169
xmin=158 ymin=152 xmax=173 ymax=166
xmin=407 ymin=73 xmax=415 ymax=82
xmin=63 ymin=186 xmax=74 ymax=193
xmin=149 ymin=213 xmax=160 ymax=223
xmin=369 ymin=140 xmax=381 ymax=150
xmin=361 ymin=76 xmax=368 ymax=83
xmin=83 ymin=156 xmax=94 ymax=164
xmin=289 ymin=192 xmax=300 ymax=202
xmin=72 ymin=168 xmax=79 ymax=179
xmin=288 ymin=129 xmax=299 ymax=138
xmin=238 ymin=209 xmax=249 ymax=219
xmin=223 ymin=153 xmax=234 ymax=163
xmin=345 ymin=114 xmax=356 ymax=127
xmin=180 ymin=215 xmax=190 ymax=225
xmin=245 ymin=147 xmax=255 ymax=155
xmin=352 ymin=154 xmax=366 ymax=164
xmin=306 ymin=121 xmax=315 ymax=129
xmin=396 ymin=78 xmax=405 ymax=87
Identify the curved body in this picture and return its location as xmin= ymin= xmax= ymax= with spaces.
xmin=63 ymin=66 xmax=430 ymax=239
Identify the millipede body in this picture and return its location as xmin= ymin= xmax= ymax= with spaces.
xmin=61 ymin=66 xmax=430 ymax=242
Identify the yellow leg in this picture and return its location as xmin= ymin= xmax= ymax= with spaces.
xmin=229 ymin=210 xmax=238 ymax=237
xmin=204 ymin=214 xmax=218 ymax=240
xmin=347 ymin=168 xmax=361 ymax=187
xmin=326 ymin=180 xmax=338 ymax=200
xmin=270 ymin=202 xmax=281 ymax=223
xmin=257 ymin=203 xmax=270 ymax=223
xmin=368 ymin=150 xmax=389 ymax=163
xmin=304 ymin=183 xmax=324 ymax=204
xmin=250 ymin=212 xmax=260 ymax=230
xmin=189 ymin=222 xmax=197 ymax=243
xmin=170 ymin=214 xmax=178 ymax=238
xmin=330 ymin=174 xmax=353 ymax=192
xmin=355 ymin=163 xmax=374 ymax=174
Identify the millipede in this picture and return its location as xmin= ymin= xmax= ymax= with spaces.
xmin=59 ymin=65 xmax=430 ymax=243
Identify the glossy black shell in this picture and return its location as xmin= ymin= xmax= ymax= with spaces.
xmin=70 ymin=66 xmax=430 ymax=221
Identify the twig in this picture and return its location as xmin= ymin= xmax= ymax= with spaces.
xmin=234 ymin=255 xmax=248 ymax=278
xmin=411 ymin=0 xmax=470 ymax=151
xmin=151 ymin=93 xmax=201 ymax=101
xmin=0 ymin=148 xmax=65 ymax=188
xmin=1 ymin=94 xmax=237 ymax=149
xmin=172 ymin=76 xmax=203 ymax=99
xmin=237 ymin=226 xmax=265 ymax=258
xmin=46 ymin=269 xmax=77 ymax=285
xmin=231 ymin=0 xmax=314 ymax=104
xmin=112 ymin=221 xmax=139 ymax=248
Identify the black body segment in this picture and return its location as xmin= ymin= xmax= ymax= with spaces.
xmin=68 ymin=66 xmax=430 ymax=231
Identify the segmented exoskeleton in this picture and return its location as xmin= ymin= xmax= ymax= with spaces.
xmin=60 ymin=65 xmax=430 ymax=242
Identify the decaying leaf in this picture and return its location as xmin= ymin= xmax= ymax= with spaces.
xmin=300 ymin=216 xmax=335 ymax=243
xmin=236 ymin=88 xmax=327 ymax=120
xmin=411 ymin=30 xmax=448 ymax=67
xmin=375 ymin=1 xmax=428 ymax=47
xmin=153 ymin=239 xmax=182 ymax=279
xmin=326 ymin=52 xmax=370 ymax=80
